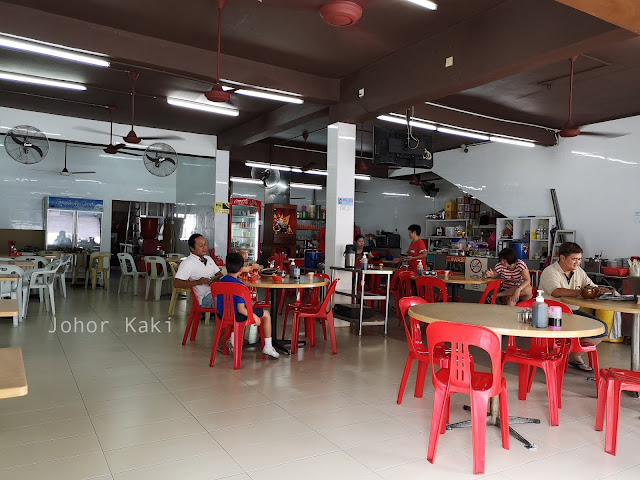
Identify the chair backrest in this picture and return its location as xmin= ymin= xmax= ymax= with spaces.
xmin=144 ymin=256 xmax=168 ymax=278
xmin=0 ymin=264 xmax=24 ymax=295
xmin=516 ymin=298 xmax=572 ymax=314
xmin=479 ymin=279 xmax=502 ymax=304
xmin=427 ymin=321 xmax=503 ymax=393
xmin=30 ymin=268 xmax=57 ymax=286
xmin=398 ymin=296 xmax=428 ymax=352
xmin=46 ymin=259 xmax=63 ymax=271
xmin=397 ymin=270 xmax=414 ymax=298
xmin=308 ymin=273 xmax=331 ymax=305
xmin=210 ymin=281 xmax=254 ymax=323
xmin=415 ymin=276 xmax=448 ymax=303
xmin=20 ymin=255 xmax=47 ymax=268
xmin=89 ymin=252 xmax=111 ymax=270
xmin=317 ymin=279 xmax=339 ymax=315
xmin=117 ymin=253 xmax=139 ymax=274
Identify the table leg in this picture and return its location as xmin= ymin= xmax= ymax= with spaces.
xmin=451 ymin=283 xmax=459 ymax=302
xmin=269 ymin=288 xmax=305 ymax=356
xmin=632 ymin=313 xmax=640 ymax=372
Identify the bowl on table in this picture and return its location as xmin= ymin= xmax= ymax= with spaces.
xmin=581 ymin=285 xmax=601 ymax=299
xmin=260 ymin=268 xmax=277 ymax=278
xmin=247 ymin=273 xmax=259 ymax=283
xmin=271 ymin=273 xmax=283 ymax=283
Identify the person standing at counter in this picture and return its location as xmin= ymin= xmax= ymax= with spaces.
xmin=174 ymin=233 xmax=223 ymax=307
xmin=393 ymin=224 xmax=427 ymax=273
xmin=485 ymin=247 xmax=532 ymax=306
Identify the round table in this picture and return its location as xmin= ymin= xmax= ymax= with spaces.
xmin=408 ymin=303 xmax=604 ymax=449
xmin=244 ymin=276 xmax=329 ymax=355
xmin=560 ymin=296 xmax=640 ymax=371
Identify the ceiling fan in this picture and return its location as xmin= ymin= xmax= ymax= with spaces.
xmin=559 ymin=56 xmax=623 ymax=139
xmin=36 ymin=143 xmax=96 ymax=176
xmin=204 ymin=0 xmax=233 ymax=105
xmin=123 ymin=72 xmax=183 ymax=144
xmin=300 ymin=131 xmax=317 ymax=171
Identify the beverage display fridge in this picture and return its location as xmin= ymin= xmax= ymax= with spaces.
xmin=228 ymin=198 xmax=261 ymax=263
xmin=43 ymin=196 xmax=104 ymax=251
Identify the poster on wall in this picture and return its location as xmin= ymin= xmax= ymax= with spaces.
xmin=214 ymin=202 xmax=230 ymax=214
xmin=47 ymin=196 xmax=104 ymax=212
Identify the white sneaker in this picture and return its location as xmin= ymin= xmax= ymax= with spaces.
xmin=226 ymin=339 xmax=234 ymax=354
xmin=262 ymin=345 xmax=280 ymax=359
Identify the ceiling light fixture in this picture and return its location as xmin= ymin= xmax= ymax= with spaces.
xmin=167 ymin=97 xmax=239 ymax=116
xmin=306 ymin=170 xmax=328 ymax=176
xmin=354 ymin=174 xmax=370 ymax=180
xmin=291 ymin=182 xmax=322 ymax=190
xmin=235 ymin=89 xmax=304 ymax=104
xmin=489 ymin=136 xmax=535 ymax=147
xmin=437 ymin=127 xmax=489 ymax=141
xmin=0 ymin=71 xmax=86 ymax=90
xmin=230 ymin=177 xmax=262 ymax=184
xmin=377 ymin=114 xmax=436 ymax=131
xmin=383 ymin=192 xmax=410 ymax=197
xmin=245 ymin=161 xmax=302 ymax=172
xmin=0 ymin=33 xmax=110 ymax=67
xmin=405 ymin=0 xmax=438 ymax=10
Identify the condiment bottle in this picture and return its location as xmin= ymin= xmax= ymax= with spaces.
xmin=532 ymin=289 xmax=548 ymax=328
xmin=417 ymin=260 xmax=424 ymax=276
xmin=361 ymin=254 xmax=368 ymax=270
xmin=548 ymin=306 xmax=562 ymax=330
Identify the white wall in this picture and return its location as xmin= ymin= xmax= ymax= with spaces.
xmin=431 ymin=115 xmax=640 ymax=259
xmin=0 ymin=107 xmax=218 ymax=252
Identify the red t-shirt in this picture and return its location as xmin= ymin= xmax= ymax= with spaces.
xmin=407 ymin=239 xmax=427 ymax=272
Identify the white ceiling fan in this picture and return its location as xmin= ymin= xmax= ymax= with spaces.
xmin=37 ymin=143 xmax=96 ymax=176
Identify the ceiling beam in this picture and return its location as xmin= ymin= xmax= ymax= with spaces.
xmin=217 ymin=103 xmax=328 ymax=149
xmin=0 ymin=2 xmax=340 ymax=104
xmin=330 ymin=0 xmax=635 ymax=124
xmin=555 ymin=0 xmax=640 ymax=35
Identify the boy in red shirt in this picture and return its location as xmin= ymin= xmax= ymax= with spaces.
xmin=393 ymin=224 xmax=427 ymax=273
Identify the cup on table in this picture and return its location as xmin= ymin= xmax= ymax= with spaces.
xmin=444 ymin=270 xmax=450 ymax=277
xmin=308 ymin=272 xmax=314 ymax=281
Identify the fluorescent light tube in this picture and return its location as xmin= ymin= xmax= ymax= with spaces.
xmin=245 ymin=161 xmax=298 ymax=172
xmin=437 ymin=127 xmax=489 ymax=141
xmin=167 ymin=97 xmax=239 ymax=116
xmin=0 ymin=34 xmax=109 ymax=67
xmin=230 ymin=177 xmax=262 ymax=184
xmin=290 ymin=182 xmax=322 ymax=190
xmin=383 ymin=192 xmax=410 ymax=197
xmin=377 ymin=115 xmax=436 ymax=131
xmin=354 ymin=174 xmax=370 ymax=180
xmin=489 ymin=136 xmax=535 ymax=147
xmin=405 ymin=0 xmax=438 ymax=10
xmin=235 ymin=89 xmax=304 ymax=104
xmin=306 ymin=170 xmax=328 ymax=176
xmin=0 ymin=71 xmax=85 ymax=90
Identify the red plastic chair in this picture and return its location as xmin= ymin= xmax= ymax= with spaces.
xmin=396 ymin=297 xmax=451 ymax=404
xmin=427 ymin=322 xmax=509 ymax=475
xmin=290 ymin=280 xmax=339 ymax=354
xmin=502 ymin=299 xmax=572 ymax=426
xmin=182 ymin=288 xmax=217 ymax=345
xmin=479 ymin=279 xmax=502 ymax=304
xmin=281 ymin=273 xmax=330 ymax=339
xmin=415 ymin=276 xmax=448 ymax=303
xmin=395 ymin=270 xmax=414 ymax=326
xmin=210 ymin=282 xmax=265 ymax=369
xmin=595 ymin=368 xmax=640 ymax=455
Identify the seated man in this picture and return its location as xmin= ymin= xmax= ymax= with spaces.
xmin=173 ymin=233 xmax=223 ymax=308
xmin=217 ymin=252 xmax=279 ymax=359
xmin=539 ymin=241 xmax=611 ymax=372
xmin=485 ymin=247 xmax=533 ymax=306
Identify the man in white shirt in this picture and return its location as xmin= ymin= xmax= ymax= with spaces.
xmin=174 ymin=234 xmax=223 ymax=308
xmin=539 ymin=242 xmax=612 ymax=371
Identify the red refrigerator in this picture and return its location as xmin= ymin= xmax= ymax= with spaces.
xmin=228 ymin=198 xmax=262 ymax=263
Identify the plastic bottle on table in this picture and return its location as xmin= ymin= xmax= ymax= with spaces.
xmin=417 ymin=260 xmax=424 ymax=276
xmin=548 ymin=306 xmax=562 ymax=330
xmin=361 ymin=254 xmax=368 ymax=270
xmin=532 ymin=289 xmax=549 ymax=328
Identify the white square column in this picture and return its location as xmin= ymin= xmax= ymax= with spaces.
xmin=214 ymin=149 xmax=229 ymax=257
xmin=325 ymin=122 xmax=356 ymax=305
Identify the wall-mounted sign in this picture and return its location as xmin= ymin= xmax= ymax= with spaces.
xmin=214 ymin=202 xmax=230 ymax=214
xmin=47 ymin=196 xmax=103 ymax=212
xmin=338 ymin=197 xmax=354 ymax=206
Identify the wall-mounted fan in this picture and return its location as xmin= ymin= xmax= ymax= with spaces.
xmin=420 ymin=181 xmax=439 ymax=197
xmin=4 ymin=125 xmax=49 ymax=164
xmin=144 ymin=143 xmax=178 ymax=177
xmin=250 ymin=167 xmax=281 ymax=188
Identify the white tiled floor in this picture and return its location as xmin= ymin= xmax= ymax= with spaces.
xmin=1 ymin=281 xmax=640 ymax=479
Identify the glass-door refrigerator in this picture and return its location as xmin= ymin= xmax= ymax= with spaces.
xmin=44 ymin=197 xmax=104 ymax=251
xmin=228 ymin=198 xmax=261 ymax=263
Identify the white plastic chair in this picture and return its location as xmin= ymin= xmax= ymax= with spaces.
xmin=55 ymin=255 xmax=73 ymax=298
xmin=22 ymin=262 xmax=61 ymax=317
xmin=0 ymin=264 xmax=24 ymax=326
xmin=143 ymin=256 xmax=172 ymax=300
xmin=17 ymin=255 xmax=47 ymax=269
xmin=117 ymin=253 xmax=146 ymax=295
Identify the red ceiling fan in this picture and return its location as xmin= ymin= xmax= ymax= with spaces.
xmin=559 ymin=56 xmax=622 ymax=139
xmin=205 ymin=0 xmax=232 ymax=104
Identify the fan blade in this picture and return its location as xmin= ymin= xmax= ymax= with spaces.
xmin=578 ymin=131 xmax=628 ymax=138
xmin=9 ymin=131 xmax=25 ymax=147
xmin=139 ymin=134 xmax=184 ymax=141
xmin=70 ymin=171 xmax=96 ymax=174
xmin=145 ymin=153 xmax=156 ymax=161
xmin=164 ymin=158 xmax=176 ymax=166
xmin=75 ymin=126 xmax=110 ymax=135
xmin=31 ymin=144 xmax=44 ymax=158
